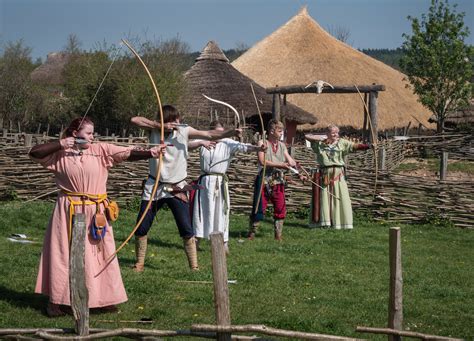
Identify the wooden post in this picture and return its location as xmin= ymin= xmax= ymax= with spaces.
xmin=440 ymin=152 xmax=448 ymax=181
xmin=362 ymin=93 xmax=368 ymax=141
xmin=210 ymin=232 xmax=231 ymax=341
xmin=388 ymin=227 xmax=403 ymax=341
xmin=17 ymin=121 xmax=21 ymax=133
xmin=37 ymin=123 xmax=41 ymax=134
xmin=128 ymin=134 xmax=133 ymax=144
xmin=46 ymin=123 xmax=50 ymax=136
xmin=70 ymin=213 xmax=89 ymax=336
xmin=24 ymin=134 xmax=33 ymax=147
xmin=378 ymin=147 xmax=386 ymax=171
xmin=369 ymin=91 xmax=378 ymax=143
xmin=105 ymin=128 xmax=109 ymax=137
xmin=3 ymin=128 xmax=7 ymax=138
xmin=272 ymin=93 xmax=281 ymax=121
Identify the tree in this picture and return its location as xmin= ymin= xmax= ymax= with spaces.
xmin=400 ymin=0 xmax=473 ymax=133
xmin=0 ymin=39 xmax=44 ymax=128
xmin=63 ymin=34 xmax=83 ymax=55
xmin=327 ymin=25 xmax=352 ymax=45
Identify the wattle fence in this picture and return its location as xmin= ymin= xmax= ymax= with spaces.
xmin=1 ymin=131 xmax=473 ymax=228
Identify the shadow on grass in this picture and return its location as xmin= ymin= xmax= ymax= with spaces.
xmin=0 ymin=284 xmax=47 ymax=313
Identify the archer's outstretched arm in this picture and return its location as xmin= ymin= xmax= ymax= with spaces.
xmin=188 ymin=126 xmax=242 ymax=141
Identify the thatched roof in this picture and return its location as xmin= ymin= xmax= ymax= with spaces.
xmin=179 ymin=41 xmax=317 ymax=128
xmin=30 ymin=52 xmax=70 ymax=85
xmin=429 ymin=99 xmax=474 ymax=126
xmin=232 ymin=7 xmax=434 ymax=131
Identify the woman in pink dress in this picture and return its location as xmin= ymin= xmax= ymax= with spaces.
xmin=29 ymin=117 xmax=165 ymax=317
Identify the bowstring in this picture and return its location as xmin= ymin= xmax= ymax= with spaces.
xmin=78 ymin=42 xmax=124 ymax=129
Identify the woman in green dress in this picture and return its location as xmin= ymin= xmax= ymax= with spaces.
xmin=305 ymin=125 xmax=371 ymax=229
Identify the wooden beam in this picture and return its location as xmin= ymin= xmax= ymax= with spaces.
xmin=272 ymin=93 xmax=281 ymax=121
xmin=266 ymin=84 xmax=385 ymax=94
xmin=369 ymin=91 xmax=379 ymax=143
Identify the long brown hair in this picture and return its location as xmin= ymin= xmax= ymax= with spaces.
xmin=62 ymin=117 xmax=94 ymax=138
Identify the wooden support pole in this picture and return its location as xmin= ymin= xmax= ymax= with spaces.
xmin=3 ymin=128 xmax=8 ymax=138
xmin=272 ymin=93 xmax=281 ymax=121
xmin=24 ymin=134 xmax=33 ymax=147
xmin=388 ymin=227 xmax=403 ymax=341
xmin=362 ymin=93 xmax=368 ymax=141
xmin=210 ymin=232 xmax=231 ymax=341
xmin=378 ymin=147 xmax=386 ymax=171
xmin=440 ymin=152 xmax=448 ymax=181
xmin=369 ymin=91 xmax=379 ymax=143
xmin=70 ymin=213 xmax=89 ymax=336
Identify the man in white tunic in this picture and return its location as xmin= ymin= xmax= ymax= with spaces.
xmin=192 ymin=121 xmax=263 ymax=254
xmin=130 ymin=106 xmax=241 ymax=272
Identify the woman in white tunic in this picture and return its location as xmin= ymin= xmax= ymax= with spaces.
xmin=192 ymin=121 xmax=262 ymax=253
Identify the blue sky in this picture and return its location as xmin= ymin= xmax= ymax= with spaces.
xmin=1 ymin=0 xmax=473 ymax=61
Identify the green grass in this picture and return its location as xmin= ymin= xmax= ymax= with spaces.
xmin=395 ymin=158 xmax=474 ymax=175
xmin=0 ymin=202 xmax=472 ymax=340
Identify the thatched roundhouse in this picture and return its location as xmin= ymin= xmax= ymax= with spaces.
xmin=30 ymin=52 xmax=70 ymax=86
xmin=232 ymin=7 xmax=433 ymax=132
xmin=179 ymin=41 xmax=316 ymax=141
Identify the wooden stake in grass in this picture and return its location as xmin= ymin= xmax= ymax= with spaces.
xmin=70 ymin=213 xmax=89 ymax=336
xmin=388 ymin=227 xmax=403 ymax=341
xmin=210 ymin=232 xmax=231 ymax=341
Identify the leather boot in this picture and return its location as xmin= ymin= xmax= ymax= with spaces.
xmin=274 ymin=219 xmax=283 ymax=241
xmin=183 ymin=237 xmax=199 ymax=271
xmin=247 ymin=220 xmax=259 ymax=240
xmin=132 ymin=235 xmax=147 ymax=272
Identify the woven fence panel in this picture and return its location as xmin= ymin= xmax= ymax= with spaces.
xmin=1 ymin=132 xmax=472 ymax=228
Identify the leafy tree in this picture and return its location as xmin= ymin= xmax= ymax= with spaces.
xmin=400 ymin=0 xmax=473 ymax=133
xmin=0 ymin=39 xmax=45 ymax=128
xmin=61 ymin=37 xmax=190 ymax=135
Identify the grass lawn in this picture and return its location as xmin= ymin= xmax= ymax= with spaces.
xmin=0 ymin=201 xmax=472 ymax=340
xmin=395 ymin=158 xmax=474 ymax=176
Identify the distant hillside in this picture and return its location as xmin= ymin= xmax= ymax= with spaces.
xmin=360 ymin=48 xmax=405 ymax=71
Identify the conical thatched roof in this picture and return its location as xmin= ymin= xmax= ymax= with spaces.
xmin=30 ymin=52 xmax=70 ymax=85
xmin=179 ymin=41 xmax=317 ymax=129
xmin=232 ymin=7 xmax=433 ymax=131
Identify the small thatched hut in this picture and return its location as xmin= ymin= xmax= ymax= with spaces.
xmin=179 ymin=41 xmax=316 ymax=142
xmin=232 ymin=7 xmax=434 ymax=132
xmin=30 ymin=52 xmax=70 ymax=86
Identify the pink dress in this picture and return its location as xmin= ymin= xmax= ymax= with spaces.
xmin=31 ymin=143 xmax=131 ymax=308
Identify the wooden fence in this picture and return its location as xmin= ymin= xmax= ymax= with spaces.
xmin=1 ymin=131 xmax=473 ymax=228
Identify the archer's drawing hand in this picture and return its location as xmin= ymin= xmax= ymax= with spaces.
xmin=150 ymin=144 xmax=167 ymax=158
xmin=202 ymin=140 xmax=216 ymax=150
xmin=259 ymin=143 xmax=268 ymax=152
xmin=234 ymin=128 xmax=243 ymax=139
xmin=60 ymin=137 xmax=75 ymax=149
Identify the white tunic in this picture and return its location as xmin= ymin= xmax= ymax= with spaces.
xmin=193 ymin=139 xmax=252 ymax=242
xmin=142 ymin=126 xmax=189 ymax=201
